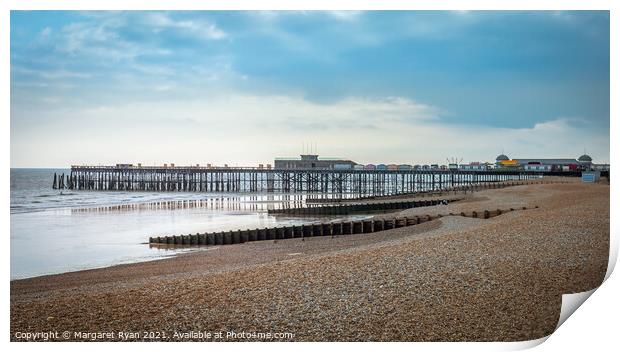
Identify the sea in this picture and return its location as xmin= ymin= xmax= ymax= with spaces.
xmin=10 ymin=168 xmax=369 ymax=280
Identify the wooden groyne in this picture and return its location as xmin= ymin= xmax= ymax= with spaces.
xmin=268 ymin=198 xmax=457 ymax=216
xmin=305 ymin=179 xmax=563 ymax=203
xmin=148 ymin=206 xmax=538 ymax=247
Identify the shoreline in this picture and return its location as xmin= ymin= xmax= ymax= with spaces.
xmin=11 ymin=179 xmax=609 ymax=341
xmin=9 ymin=179 xmax=545 ymax=281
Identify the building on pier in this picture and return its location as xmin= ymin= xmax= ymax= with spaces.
xmin=523 ymin=164 xmax=552 ymax=172
xmin=592 ymin=163 xmax=610 ymax=171
xmin=577 ymin=154 xmax=593 ymax=170
xmin=495 ymin=154 xmax=510 ymax=168
xmin=496 ymin=159 xmax=521 ymax=170
xmin=274 ymin=154 xmax=358 ymax=170
xmin=494 ymin=153 xmax=595 ymax=171
xmin=459 ymin=162 xmax=492 ymax=171
xmin=515 ymin=159 xmax=580 ymax=171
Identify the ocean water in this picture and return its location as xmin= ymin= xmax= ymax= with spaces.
xmin=10 ymin=169 xmax=368 ymax=279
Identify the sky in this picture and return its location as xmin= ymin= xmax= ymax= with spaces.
xmin=10 ymin=10 xmax=610 ymax=167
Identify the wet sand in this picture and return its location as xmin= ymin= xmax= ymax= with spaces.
xmin=10 ymin=178 xmax=609 ymax=341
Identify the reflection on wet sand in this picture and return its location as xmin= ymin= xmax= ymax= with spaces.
xmin=69 ymin=193 xmax=361 ymax=213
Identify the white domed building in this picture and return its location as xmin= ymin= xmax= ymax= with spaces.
xmin=495 ymin=154 xmax=510 ymax=167
xmin=577 ymin=154 xmax=593 ymax=170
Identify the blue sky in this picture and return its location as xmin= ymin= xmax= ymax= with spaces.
xmin=10 ymin=11 xmax=610 ymax=167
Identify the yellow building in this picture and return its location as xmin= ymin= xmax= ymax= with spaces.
xmin=498 ymin=159 xmax=520 ymax=169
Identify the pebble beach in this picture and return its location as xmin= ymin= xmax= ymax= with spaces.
xmin=10 ymin=178 xmax=609 ymax=342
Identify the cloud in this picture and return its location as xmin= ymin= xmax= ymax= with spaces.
xmin=129 ymin=62 xmax=176 ymax=76
xmin=326 ymin=11 xmax=363 ymax=22
xmin=246 ymin=10 xmax=363 ymax=22
xmin=42 ymin=12 xmax=226 ymax=65
xmin=11 ymin=90 xmax=609 ymax=168
xmin=40 ymin=26 xmax=52 ymax=37
xmin=50 ymin=12 xmax=224 ymax=63
xmin=12 ymin=66 xmax=92 ymax=79
xmin=530 ymin=117 xmax=590 ymax=131
xmin=9 ymin=11 xmax=609 ymax=167
xmin=422 ymin=117 xmax=606 ymax=163
xmin=56 ymin=21 xmax=142 ymax=61
xmin=58 ymin=94 xmax=439 ymax=130
xmin=154 ymin=84 xmax=174 ymax=92
xmin=183 ymin=95 xmax=440 ymax=129
xmin=143 ymin=12 xmax=226 ymax=40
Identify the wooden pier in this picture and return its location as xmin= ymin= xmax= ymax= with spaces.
xmin=53 ymin=165 xmax=543 ymax=197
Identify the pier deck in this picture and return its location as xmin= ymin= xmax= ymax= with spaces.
xmin=53 ymin=165 xmax=544 ymax=196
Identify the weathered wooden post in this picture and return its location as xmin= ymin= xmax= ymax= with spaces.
xmin=313 ymin=224 xmax=322 ymax=236
xmin=223 ymin=231 xmax=233 ymax=245
xmin=332 ymin=222 xmax=342 ymax=236
xmin=374 ymin=219 xmax=385 ymax=231
xmin=352 ymin=221 xmax=362 ymax=234
xmin=394 ymin=218 xmax=403 ymax=228
xmin=249 ymin=229 xmax=258 ymax=242
xmin=322 ymin=223 xmax=332 ymax=236
xmin=215 ymin=232 xmax=224 ymax=245
xmin=343 ymin=221 xmax=352 ymax=235
xmin=362 ymin=220 xmax=372 ymax=233
xmin=292 ymin=225 xmax=300 ymax=238
xmin=240 ymin=230 xmax=249 ymax=243
xmin=267 ymin=228 xmax=276 ymax=240
xmin=274 ymin=227 xmax=283 ymax=240
xmin=258 ymin=228 xmax=267 ymax=241
xmin=283 ymin=227 xmax=293 ymax=239
xmin=198 ymin=233 xmax=206 ymax=245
